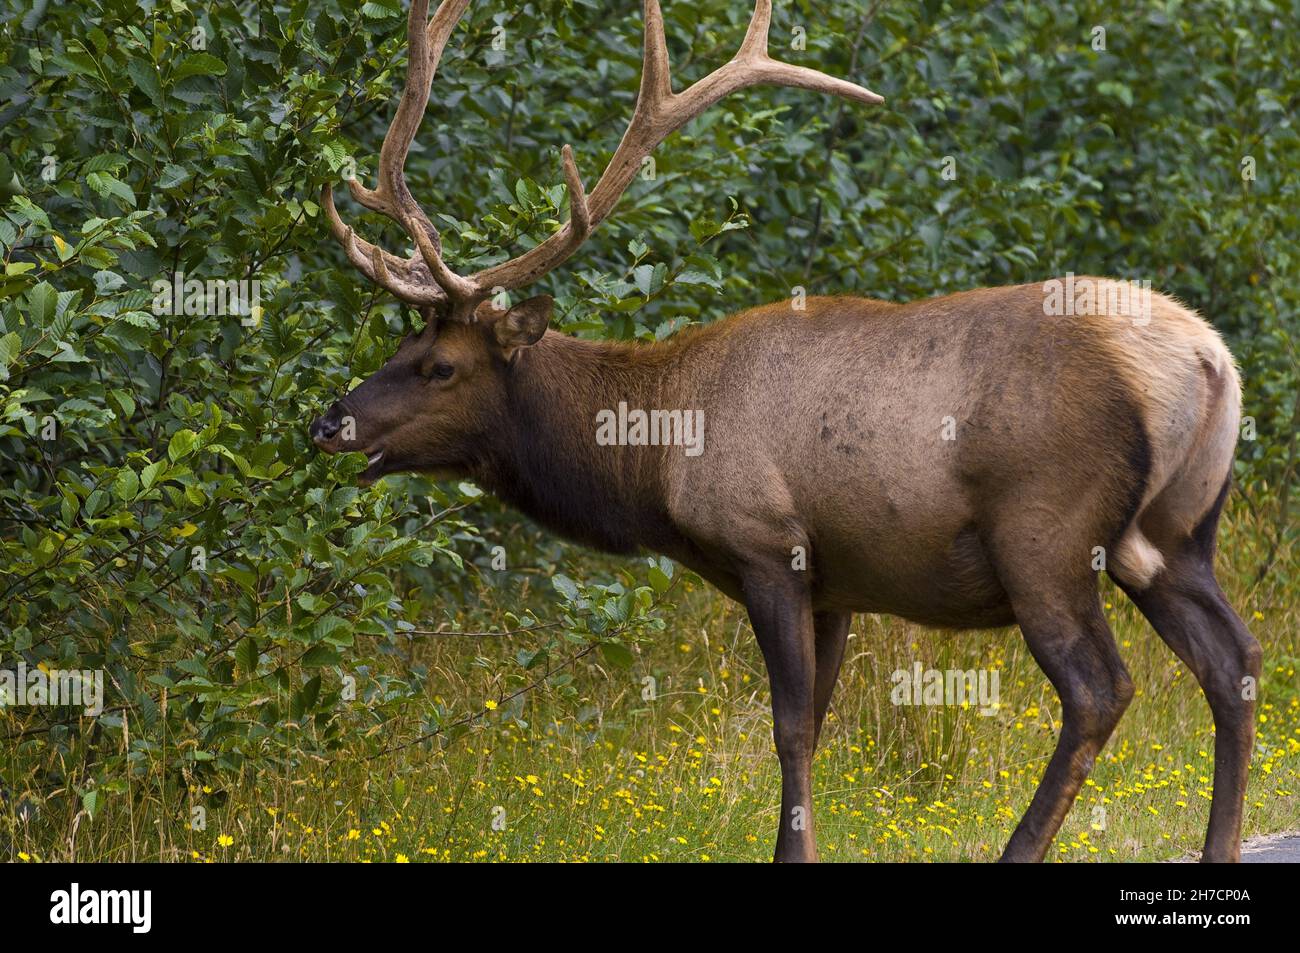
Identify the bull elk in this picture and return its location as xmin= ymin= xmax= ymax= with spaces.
xmin=312 ymin=0 xmax=1260 ymax=862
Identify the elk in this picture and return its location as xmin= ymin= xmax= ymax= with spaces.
xmin=312 ymin=0 xmax=1259 ymax=863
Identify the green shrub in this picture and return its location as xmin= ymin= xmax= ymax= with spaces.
xmin=0 ymin=0 xmax=1295 ymax=818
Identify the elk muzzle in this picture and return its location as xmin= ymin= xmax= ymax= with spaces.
xmin=310 ymin=402 xmax=348 ymax=453
xmin=311 ymin=401 xmax=390 ymax=485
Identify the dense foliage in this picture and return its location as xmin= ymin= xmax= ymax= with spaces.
xmin=1 ymin=0 xmax=1295 ymax=820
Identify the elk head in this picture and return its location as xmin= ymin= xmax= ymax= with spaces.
xmin=310 ymin=0 xmax=881 ymax=483
xmin=309 ymin=294 xmax=554 ymax=484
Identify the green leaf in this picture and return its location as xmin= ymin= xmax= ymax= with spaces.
xmin=235 ymin=637 xmax=259 ymax=676
xmin=167 ymin=428 xmax=199 ymax=462
xmin=126 ymin=59 xmax=165 ymax=107
xmin=362 ymin=2 xmax=402 ymax=19
xmin=0 ymin=332 xmax=21 ymax=375
xmin=300 ymin=675 xmax=322 ymax=710
xmin=0 ymin=154 xmax=20 ymax=200
xmin=82 ymin=153 xmax=129 ymax=175
xmin=673 ymin=269 xmax=721 ymax=289
xmin=301 ymin=645 xmax=341 ymax=668
xmin=86 ymin=172 xmax=135 ymax=208
xmin=11 ymin=196 xmax=50 ymax=230
xmin=648 ymin=564 xmax=671 ymax=594
xmin=172 ymin=53 xmax=228 ymax=82
xmin=112 ymin=466 xmax=139 ymax=501
xmin=1097 ymin=80 xmax=1134 ymax=108
xmin=119 ymin=310 xmax=160 ymax=329
xmin=50 ymin=50 xmax=99 ymax=79
xmin=313 ymin=614 xmax=353 ymax=646
xmin=600 ymin=641 xmax=635 ymax=669
xmin=140 ymin=459 xmax=163 ymax=488
xmin=632 ymin=264 xmax=656 ymax=297
xmin=94 ymin=270 xmax=125 ymax=294
xmin=157 ymin=163 xmax=191 ymax=189
xmin=27 ymin=281 xmax=57 ymax=327
xmin=552 ymin=573 xmax=579 ymax=602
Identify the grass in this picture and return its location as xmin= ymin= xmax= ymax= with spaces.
xmin=4 ymin=498 xmax=1298 ymax=863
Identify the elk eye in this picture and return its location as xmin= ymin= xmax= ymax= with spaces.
xmin=430 ymin=362 xmax=455 ymax=380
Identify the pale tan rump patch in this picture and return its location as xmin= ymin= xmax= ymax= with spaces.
xmin=1081 ymin=283 xmax=1241 ymax=589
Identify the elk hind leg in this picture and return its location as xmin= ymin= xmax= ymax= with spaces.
xmin=1112 ymin=478 xmax=1261 ymax=864
xmin=1118 ymin=566 xmax=1258 ymax=861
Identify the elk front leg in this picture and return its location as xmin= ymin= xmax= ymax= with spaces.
xmin=743 ymin=568 xmax=818 ymax=863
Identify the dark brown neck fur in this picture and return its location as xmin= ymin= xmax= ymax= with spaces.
xmin=471 ymin=332 xmax=685 ymax=555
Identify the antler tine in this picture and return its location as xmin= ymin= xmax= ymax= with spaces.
xmin=349 ymin=0 xmax=465 ymax=220
xmin=466 ymin=144 xmax=591 ymax=296
xmin=560 ymin=145 xmax=592 ymax=239
xmin=738 ymin=0 xmax=772 ymax=59
xmin=324 ymin=0 xmax=474 ymax=311
xmin=638 ymin=0 xmax=672 ymax=111
xmin=464 ymin=0 xmax=881 ymax=299
xmin=664 ymin=0 xmax=884 ymax=144
xmin=321 ymin=185 xmax=446 ymax=306
xmin=729 ymin=0 xmax=884 ymax=105
xmin=464 ymin=0 xmax=667 ymax=296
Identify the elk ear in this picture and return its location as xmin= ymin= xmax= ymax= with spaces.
xmin=493 ymin=294 xmax=552 ymax=359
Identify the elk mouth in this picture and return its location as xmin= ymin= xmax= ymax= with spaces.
xmin=358 ymin=447 xmax=386 ymax=485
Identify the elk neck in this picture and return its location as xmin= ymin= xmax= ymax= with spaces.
xmin=471 ymin=330 xmax=688 ymax=556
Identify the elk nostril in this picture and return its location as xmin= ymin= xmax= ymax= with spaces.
xmin=311 ymin=415 xmax=341 ymax=445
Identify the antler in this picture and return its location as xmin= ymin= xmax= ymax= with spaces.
xmin=321 ymin=0 xmax=467 ymax=308
xmin=324 ymin=0 xmax=882 ymax=319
